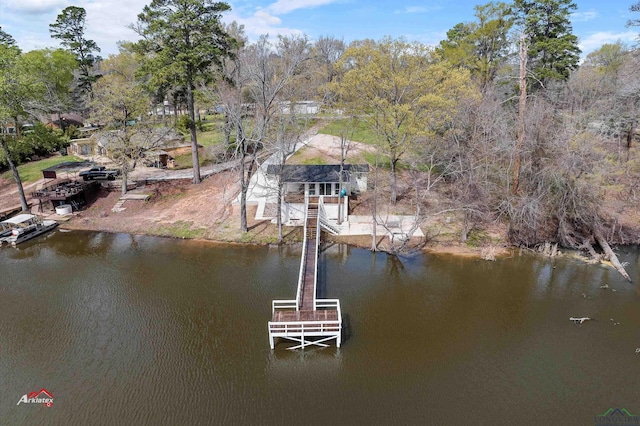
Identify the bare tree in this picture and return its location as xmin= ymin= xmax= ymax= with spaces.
xmin=219 ymin=34 xmax=311 ymax=232
xmin=512 ymin=33 xmax=528 ymax=194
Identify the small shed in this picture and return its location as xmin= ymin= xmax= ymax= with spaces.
xmin=145 ymin=150 xmax=171 ymax=168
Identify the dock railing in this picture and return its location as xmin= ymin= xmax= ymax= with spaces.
xmin=268 ymin=320 xmax=341 ymax=336
xmin=272 ymin=300 xmax=298 ymax=314
xmin=312 ymin=199 xmax=321 ymax=311
xmin=268 ymin=194 xmax=343 ymax=350
xmin=315 ymin=298 xmax=341 ymax=317
xmin=294 ymin=194 xmax=310 ymax=310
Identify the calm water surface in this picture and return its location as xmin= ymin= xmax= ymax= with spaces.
xmin=1 ymin=231 xmax=639 ymax=425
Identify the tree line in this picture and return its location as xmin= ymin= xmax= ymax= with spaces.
xmin=2 ymin=0 xmax=640 ymax=258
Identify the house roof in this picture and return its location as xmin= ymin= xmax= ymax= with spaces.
xmin=267 ymin=164 xmax=369 ymax=183
xmin=45 ymin=113 xmax=84 ymax=127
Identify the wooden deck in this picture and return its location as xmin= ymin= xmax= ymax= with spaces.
xmin=300 ymin=205 xmax=318 ymax=311
xmin=272 ymin=309 xmax=339 ymax=322
xmin=31 ymin=180 xmax=100 ymax=210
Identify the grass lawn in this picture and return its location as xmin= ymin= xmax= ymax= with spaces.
xmin=300 ymin=157 xmax=328 ymax=165
xmin=1 ymin=155 xmax=84 ymax=183
xmin=178 ymin=115 xmax=226 ymax=148
xmin=173 ymin=151 xmax=213 ymax=169
xmin=151 ymin=221 xmax=207 ymax=239
xmin=319 ymin=119 xmax=379 ymax=145
xmin=197 ymin=117 xmax=226 ymax=147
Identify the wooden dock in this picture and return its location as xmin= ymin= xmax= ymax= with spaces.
xmin=268 ymin=196 xmax=342 ymax=350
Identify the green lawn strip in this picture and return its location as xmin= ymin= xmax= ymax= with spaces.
xmin=1 ymin=155 xmax=84 ymax=183
xmin=300 ymin=157 xmax=327 ymax=165
xmin=176 ymin=115 xmax=226 ymax=148
xmin=319 ymin=119 xmax=379 ymax=145
xmin=152 ymin=221 xmax=207 ymax=239
xmin=173 ymin=152 xmax=213 ymax=169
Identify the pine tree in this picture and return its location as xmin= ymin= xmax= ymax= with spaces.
xmin=49 ymin=6 xmax=101 ymax=98
xmin=131 ymin=0 xmax=233 ymax=184
xmin=513 ymin=0 xmax=581 ymax=87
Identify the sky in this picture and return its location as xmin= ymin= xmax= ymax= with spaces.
xmin=1 ymin=0 xmax=638 ymax=58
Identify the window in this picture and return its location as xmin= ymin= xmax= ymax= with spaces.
xmin=319 ymin=183 xmax=332 ymax=195
xmin=308 ymin=184 xmax=316 ymax=195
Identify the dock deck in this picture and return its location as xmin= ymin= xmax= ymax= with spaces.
xmin=268 ymin=196 xmax=342 ymax=350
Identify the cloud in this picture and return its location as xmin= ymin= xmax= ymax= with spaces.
xmin=68 ymin=0 xmax=146 ymax=55
xmin=395 ymin=6 xmax=439 ymax=14
xmin=571 ymin=10 xmax=598 ymax=22
xmin=253 ymin=10 xmax=282 ymax=26
xmin=266 ymin=0 xmax=339 ymax=15
xmin=223 ymin=0 xmax=338 ymax=40
xmin=403 ymin=30 xmax=448 ymax=47
xmin=579 ymin=30 xmax=638 ymax=54
xmin=223 ymin=9 xmax=302 ymax=40
xmin=4 ymin=0 xmax=68 ymax=14
xmin=13 ymin=32 xmax=55 ymax=52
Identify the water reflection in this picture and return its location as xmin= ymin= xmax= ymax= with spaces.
xmin=1 ymin=232 xmax=638 ymax=425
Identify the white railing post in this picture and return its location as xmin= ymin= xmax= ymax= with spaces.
xmin=342 ymin=196 xmax=348 ymax=223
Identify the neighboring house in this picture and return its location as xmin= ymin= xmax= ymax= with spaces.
xmin=68 ymin=138 xmax=96 ymax=156
xmin=93 ymin=131 xmax=119 ymax=157
xmin=266 ymin=164 xmax=369 ymax=224
xmin=1 ymin=125 xmax=16 ymax=134
xmin=92 ymin=127 xmax=196 ymax=167
xmin=152 ymin=101 xmax=176 ymax=117
xmin=44 ymin=113 xmax=84 ymax=130
xmin=1 ymin=122 xmax=34 ymax=135
xmin=278 ymin=101 xmax=321 ymax=115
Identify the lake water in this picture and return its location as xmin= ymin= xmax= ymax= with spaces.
xmin=1 ymin=231 xmax=639 ymax=425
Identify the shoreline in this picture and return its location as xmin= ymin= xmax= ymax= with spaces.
xmin=59 ymin=218 xmax=635 ymax=276
xmin=59 ymin=216 xmax=513 ymax=259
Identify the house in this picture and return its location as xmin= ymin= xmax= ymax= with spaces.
xmin=68 ymin=138 xmax=96 ymax=156
xmin=44 ymin=113 xmax=84 ymax=130
xmin=93 ymin=127 xmax=185 ymax=158
xmin=278 ymin=101 xmax=321 ymax=115
xmin=1 ymin=122 xmax=34 ymax=135
xmin=1 ymin=124 xmax=16 ymax=134
xmin=266 ymin=164 xmax=368 ymax=224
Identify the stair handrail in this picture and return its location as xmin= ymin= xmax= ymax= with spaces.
xmin=294 ymin=193 xmax=309 ymax=311
xmin=318 ymin=196 xmax=339 ymax=235
xmin=313 ymin=196 xmax=321 ymax=311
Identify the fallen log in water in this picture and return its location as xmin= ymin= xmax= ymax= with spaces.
xmin=581 ymin=238 xmax=601 ymax=262
xmin=594 ymin=231 xmax=632 ymax=283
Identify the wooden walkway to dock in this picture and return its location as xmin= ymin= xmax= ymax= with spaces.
xmin=268 ymin=196 xmax=342 ymax=349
